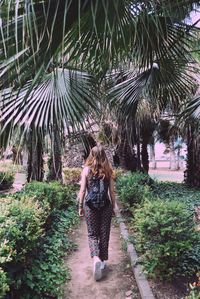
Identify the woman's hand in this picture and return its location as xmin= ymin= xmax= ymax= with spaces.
xmin=79 ymin=207 xmax=84 ymax=217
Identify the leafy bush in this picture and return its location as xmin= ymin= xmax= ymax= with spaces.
xmin=0 ymin=196 xmax=46 ymax=297
xmin=186 ymin=291 xmax=200 ymax=299
xmin=113 ymin=168 xmax=125 ymax=180
xmin=152 ymin=181 xmax=200 ymax=213
xmin=22 ymin=181 xmax=76 ymax=210
xmin=116 ymin=172 xmax=153 ymax=207
xmin=134 ymin=199 xmax=200 ymax=280
xmin=0 ymin=182 xmax=79 ymax=299
xmin=63 ymin=167 xmax=82 ymax=184
xmin=0 ymin=161 xmax=25 ymax=174
xmin=20 ymin=208 xmax=79 ymax=299
xmin=185 ymin=272 xmax=200 ymax=299
xmin=0 ymin=268 xmax=9 ymax=299
xmin=0 ymin=172 xmax=14 ymax=191
xmin=0 ymin=197 xmax=46 ymax=263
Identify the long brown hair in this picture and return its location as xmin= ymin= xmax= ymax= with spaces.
xmin=85 ymin=146 xmax=113 ymax=180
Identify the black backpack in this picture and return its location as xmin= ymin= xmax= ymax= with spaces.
xmin=85 ymin=176 xmax=109 ymax=210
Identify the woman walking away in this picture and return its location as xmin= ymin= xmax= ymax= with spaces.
xmin=78 ymin=145 xmax=116 ymax=281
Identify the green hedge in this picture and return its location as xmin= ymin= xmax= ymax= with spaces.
xmin=116 ymin=172 xmax=153 ymax=207
xmin=0 ymin=268 xmax=9 ymax=298
xmin=63 ymin=167 xmax=82 ymax=184
xmin=0 ymin=181 xmax=79 ymax=299
xmin=186 ymin=275 xmax=200 ymax=299
xmin=0 ymin=172 xmax=14 ymax=191
xmin=152 ymin=181 xmax=200 ymax=212
xmin=117 ymin=172 xmax=200 ymax=282
xmin=15 ymin=208 xmax=79 ymax=299
xmin=21 ymin=181 xmax=76 ymax=210
xmin=134 ymin=199 xmax=200 ymax=280
xmin=0 ymin=197 xmax=46 ymax=261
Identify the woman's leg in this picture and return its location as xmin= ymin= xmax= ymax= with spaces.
xmin=85 ymin=205 xmax=101 ymax=258
xmin=99 ymin=204 xmax=113 ymax=261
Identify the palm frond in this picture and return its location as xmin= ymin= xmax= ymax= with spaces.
xmin=182 ymin=95 xmax=200 ymax=119
xmin=108 ymin=56 xmax=196 ymax=120
xmin=0 ymin=0 xmax=199 ymax=86
xmin=0 ymin=68 xmax=99 ymax=133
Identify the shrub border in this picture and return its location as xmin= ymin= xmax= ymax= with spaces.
xmin=115 ymin=200 xmax=155 ymax=299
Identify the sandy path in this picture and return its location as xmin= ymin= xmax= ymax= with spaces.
xmin=64 ymin=219 xmax=140 ymax=299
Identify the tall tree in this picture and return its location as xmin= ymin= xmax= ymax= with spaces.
xmin=47 ymin=124 xmax=62 ymax=181
xmin=27 ymin=130 xmax=44 ymax=182
xmin=0 ymin=0 xmax=199 ymax=181
xmin=184 ymin=122 xmax=200 ymax=187
xmin=182 ymin=95 xmax=200 ymax=187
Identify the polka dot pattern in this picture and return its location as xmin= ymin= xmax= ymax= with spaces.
xmin=85 ymin=203 xmax=113 ymax=261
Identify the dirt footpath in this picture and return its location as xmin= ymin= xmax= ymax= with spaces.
xmin=64 ymin=219 xmax=140 ymax=299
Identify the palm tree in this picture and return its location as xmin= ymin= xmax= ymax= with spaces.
xmin=0 ymin=68 xmax=98 ymax=181
xmin=0 ymin=0 xmax=199 ymax=179
xmin=108 ymin=54 xmax=195 ymax=171
xmin=140 ymin=121 xmax=157 ymax=173
xmin=0 ymin=1 xmax=198 ymax=87
xmin=116 ymin=118 xmax=138 ymax=171
xmin=26 ymin=129 xmax=44 ymax=182
xmin=181 ymin=94 xmax=200 ymax=187
xmin=157 ymin=119 xmax=178 ymax=170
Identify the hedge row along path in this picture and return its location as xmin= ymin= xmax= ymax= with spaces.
xmin=64 ymin=219 xmax=140 ymax=299
xmin=10 ymin=172 xmax=140 ymax=298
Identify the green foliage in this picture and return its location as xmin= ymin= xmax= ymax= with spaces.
xmin=116 ymin=172 xmax=153 ymax=207
xmin=0 ymin=161 xmax=25 ymax=174
xmin=0 ymin=172 xmax=14 ymax=191
xmin=63 ymin=167 xmax=82 ymax=184
xmin=22 ymin=181 xmax=76 ymax=210
xmin=134 ymin=199 xmax=200 ymax=280
xmin=0 ymin=268 xmax=9 ymax=299
xmin=0 ymin=182 xmax=79 ymax=298
xmin=113 ymin=168 xmax=125 ymax=181
xmin=152 ymin=181 xmax=200 ymax=212
xmin=21 ymin=208 xmax=79 ymax=299
xmin=0 ymin=197 xmax=45 ymax=263
xmin=185 ymin=272 xmax=200 ymax=299
xmin=186 ymin=292 xmax=200 ymax=299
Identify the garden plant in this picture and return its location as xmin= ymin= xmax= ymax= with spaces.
xmin=0 ymin=0 xmax=200 ymax=298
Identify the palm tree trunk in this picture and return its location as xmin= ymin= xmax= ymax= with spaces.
xmin=169 ymin=142 xmax=176 ymax=170
xmin=176 ymin=147 xmax=181 ymax=170
xmin=117 ymin=134 xmax=137 ymax=171
xmin=136 ymin=139 xmax=142 ymax=171
xmin=185 ymin=125 xmax=200 ymax=187
xmin=27 ymin=132 xmax=44 ymax=182
xmin=48 ymin=124 xmax=62 ymax=182
xmin=149 ymin=143 xmax=156 ymax=169
xmin=141 ymin=141 xmax=149 ymax=173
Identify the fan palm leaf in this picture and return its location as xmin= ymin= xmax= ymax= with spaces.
xmin=182 ymin=95 xmax=200 ymax=118
xmin=0 ymin=68 xmax=98 ymax=134
xmin=109 ymin=56 xmax=196 ymax=120
xmin=0 ymin=0 xmax=199 ymax=86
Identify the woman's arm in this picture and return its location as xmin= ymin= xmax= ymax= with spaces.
xmin=108 ymin=178 xmax=116 ymax=209
xmin=78 ymin=167 xmax=88 ymax=216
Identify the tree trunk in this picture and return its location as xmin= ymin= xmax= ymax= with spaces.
xmin=185 ymin=125 xmax=200 ymax=187
xmin=141 ymin=141 xmax=149 ymax=173
xmin=169 ymin=142 xmax=176 ymax=170
xmin=136 ymin=140 xmax=142 ymax=171
xmin=149 ymin=143 xmax=156 ymax=169
xmin=117 ymin=134 xmax=137 ymax=171
xmin=48 ymin=124 xmax=62 ymax=182
xmin=27 ymin=133 xmax=44 ymax=182
xmin=176 ymin=148 xmax=181 ymax=170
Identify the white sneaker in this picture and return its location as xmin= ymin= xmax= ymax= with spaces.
xmin=93 ymin=260 xmax=102 ymax=281
xmin=100 ymin=261 xmax=106 ymax=270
